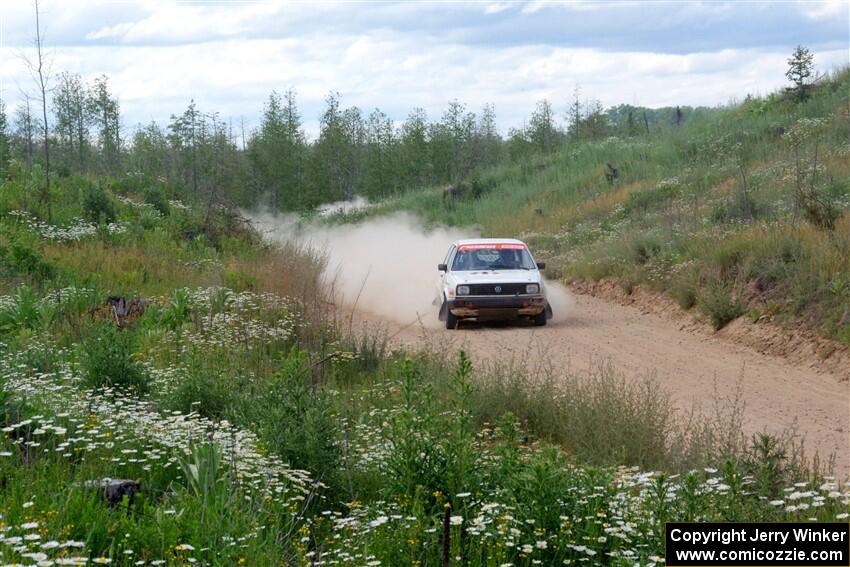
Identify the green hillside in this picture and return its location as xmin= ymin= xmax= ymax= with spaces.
xmin=1 ymin=184 xmax=847 ymax=565
xmin=0 ymin=40 xmax=847 ymax=566
xmin=378 ymin=68 xmax=850 ymax=340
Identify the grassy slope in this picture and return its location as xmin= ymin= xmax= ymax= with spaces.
xmin=0 ymin=82 xmax=849 ymax=563
xmin=377 ymin=68 xmax=850 ymax=342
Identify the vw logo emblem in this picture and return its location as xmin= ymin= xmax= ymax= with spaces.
xmin=494 ymin=286 xmax=502 ymax=293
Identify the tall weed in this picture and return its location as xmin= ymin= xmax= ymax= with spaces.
xmin=699 ymin=281 xmax=745 ymax=330
xmin=80 ymin=324 xmax=150 ymax=393
xmin=470 ymin=357 xmax=744 ymax=471
xmin=247 ymin=348 xmax=342 ymax=491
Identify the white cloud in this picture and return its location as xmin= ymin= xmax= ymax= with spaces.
xmin=0 ymin=1 xmax=847 ymax=138
xmin=483 ymin=3 xmax=515 ymax=15
xmin=85 ymin=1 xmax=285 ymax=43
xmin=800 ymin=0 xmax=849 ymax=21
xmin=520 ymin=0 xmax=635 ymax=14
xmin=5 ymin=34 xmax=844 ymax=139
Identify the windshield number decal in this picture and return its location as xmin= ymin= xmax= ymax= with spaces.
xmin=457 ymin=243 xmax=526 ymax=251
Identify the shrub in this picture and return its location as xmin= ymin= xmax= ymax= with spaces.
xmin=799 ymin=193 xmax=840 ymax=230
xmin=82 ymin=184 xmax=116 ymax=224
xmin=671 ymin=280 xmax=698 ymax=309
xmin=707 ymin=240 xmax=750 ymax=281
xmin=0 ymin=240 xmax=57 ymax=283
xmin=710 ymin=195 xmax=765 ymax=223
xmin=699 ymin=282 xmax=745 ymax=330
xmin=384 ymin=357 xmax=451 ymax=499
xmin=143 ymin=186 xmax=170 ymax=216
xmin=623 ymin=232 xmax=663 ymax=265
xmin=0 ymin=285 xmax=50 ymax=334
xmin=443 ymin=351 xmax=478 ymax=499
xmin=747 ymin=233 xmax=802 ymax=287
xmin=741 ymin=433 xmax=808 ymax=498
xmin=222 ymin=267 xmax=258 ymax=291
xmin=497 ymin=447 xmax=575 ymax=531
xmin=332 ymin=331 xmax=389 ymax=380
xmin=624 ymin=180 xmax=680 ymax=214
xmin=80 ymin=324 xmax=150 ymax=393
xmin=249 ymin=348 xmax=341 ymax=490
xmin=168 ymin=361 xmax=232 ymax=419
xmin=160 ymin=288 xmax=191 ymax=333
xmin=137 ymin=207 xmax=163 ymax=231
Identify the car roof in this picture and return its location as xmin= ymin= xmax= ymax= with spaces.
xmin=452 ymin=238 xmax=527 ymax=247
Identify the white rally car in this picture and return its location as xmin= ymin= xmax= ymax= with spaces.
xmin=436 ymin=238 xmax=553 ymax=329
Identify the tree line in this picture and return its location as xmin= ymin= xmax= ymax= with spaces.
xmin=0 ymin=73 xmax=705 ymax=212
xmin=0 ymin=4 xmax=814 ymax=216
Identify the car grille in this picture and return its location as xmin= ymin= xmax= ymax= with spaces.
xmin=467 ymin=283 xmax=528 ymax=296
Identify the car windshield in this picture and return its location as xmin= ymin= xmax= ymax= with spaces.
xmin=451 ymin=245 xmax=536 ymax=271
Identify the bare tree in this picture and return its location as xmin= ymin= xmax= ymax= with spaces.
xmin=239 ymin=116 xmax=246 ymax=152
xmin=188 ymin=101 xmax=199 ymax=195
xmin=204 ymin=112 xmax=222 ymax=229
xmin=22 ymin=0 xmax=53 ymax=219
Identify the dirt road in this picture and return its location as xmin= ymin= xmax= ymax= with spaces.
xmin=353 ymin=290 xmax=850 ymax=475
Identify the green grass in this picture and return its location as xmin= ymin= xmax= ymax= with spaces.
xmin=1 ymin=85 xmax=848 ymax=563
xmin=377 ymin=68 xmax=850 ymax=337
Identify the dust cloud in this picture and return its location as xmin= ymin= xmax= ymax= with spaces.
xmin=315 ymin=196 xmax=370 ymax=216
xmin=543 ymin=281 xmax=573 ymax=324
xmin=247 ymin=207 xmax=572 ymax=327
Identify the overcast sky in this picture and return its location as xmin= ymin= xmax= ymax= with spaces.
xmin=1 ymin=0 xmax=848 ymax=138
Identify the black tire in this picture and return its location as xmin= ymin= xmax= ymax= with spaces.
xmin=446 ymin=310 xmax=458 ymax=330
xmin=533 ymin=311 xmax=547 ymax=326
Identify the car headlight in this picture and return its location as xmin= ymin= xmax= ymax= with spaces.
xmin=456 ymin=285 xmax=470 ymax=296
xmin=526 ymin=284 xmax=540 ymax=294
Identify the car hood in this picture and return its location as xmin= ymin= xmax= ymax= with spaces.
xmin=450 ymin=270 xmax=541 ymax=285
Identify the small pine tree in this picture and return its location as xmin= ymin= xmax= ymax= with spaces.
xmin=528 ymin=99 xmax=558 ymax=153
xmin=785 ymin=45 xmax=815 ymax=102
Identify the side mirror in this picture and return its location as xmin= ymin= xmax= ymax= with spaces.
xmin=438 ymin=263 xmax=448 ymax=272
xmin=536 ymin=262 xmax=546 ymax=270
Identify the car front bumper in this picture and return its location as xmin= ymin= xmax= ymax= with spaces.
xmin=448 ymin=295 xmax=547 ymax=319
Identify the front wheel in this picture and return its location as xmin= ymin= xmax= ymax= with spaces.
xmin=533 ymin=311 xmax=547 ymax=326
xmin=446 ymin=309 xmax=458 ymax=330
